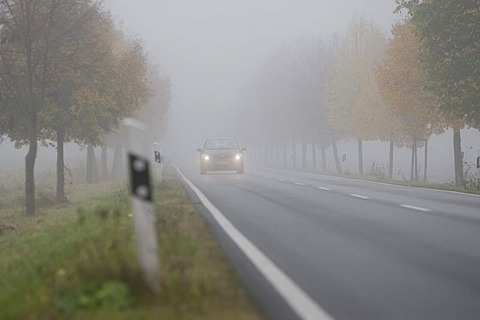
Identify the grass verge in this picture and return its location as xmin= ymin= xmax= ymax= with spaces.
xmin=0 ymin=166 xmax=265 ymax=320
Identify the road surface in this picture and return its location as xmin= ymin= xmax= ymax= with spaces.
xmin=177 ymin=164 xmax=480 ymax=320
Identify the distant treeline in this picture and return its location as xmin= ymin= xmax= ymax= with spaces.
xmin=239 ymin=0 xmax=479 ymax=186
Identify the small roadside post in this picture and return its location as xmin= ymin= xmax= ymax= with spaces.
xmin=476 ymin=149 xmax=480 ymax=190
xmin=152 ymin=142 xmax=164 ymax=184
xmin=123 ymin=118 xmax=159 ymax=292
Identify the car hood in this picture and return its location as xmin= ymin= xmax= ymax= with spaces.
xmin=203 ymin=149 xmax=240 ymax=157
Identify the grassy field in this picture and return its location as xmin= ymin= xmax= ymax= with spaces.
xmin=0 ymin=167 xmax=265 ymax=320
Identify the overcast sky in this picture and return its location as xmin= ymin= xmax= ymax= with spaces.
xmin=104 ymin=0 xmax=400 ymax=149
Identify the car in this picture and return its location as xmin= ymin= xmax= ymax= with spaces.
xmin=197 ymin=138 xmax=246 ymax=174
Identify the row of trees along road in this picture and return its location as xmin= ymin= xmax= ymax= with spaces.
xmin=398 ymin=0 xmax=480 ymax=186
xmin=240 ymin=5 xmax=479 ymax=186
xmin=0 ymin=0 xmax=171 ymax=214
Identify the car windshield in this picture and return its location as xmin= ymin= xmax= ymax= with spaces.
xmin=204 ymin=139 xmax=238 ymax=150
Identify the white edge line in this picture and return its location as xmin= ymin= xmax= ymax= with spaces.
xmin=175 ymin=166 xmax=334 ymax=320
xmin=319 ymin=174 xmax=480 ymax=198
xmin=400 ymin=204 xmax=432 ymax=212
xmin=349 ymin=194 xmax=370 ymax=200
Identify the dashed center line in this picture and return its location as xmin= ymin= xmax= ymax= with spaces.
xmin=400 ymin=204 xmax=432 ymax=212
xmin=257 ymin=175 xmax=435 ymax=215
xmin=316 ymin=187 xmax=331 ymax=191
xmin=349 ymin=194 xmax=370 ymax=200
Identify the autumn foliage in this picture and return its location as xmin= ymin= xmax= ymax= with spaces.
xmin=0 ymin=1 xmax=170 ymax=213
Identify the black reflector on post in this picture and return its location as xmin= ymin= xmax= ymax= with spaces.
xmin=129 ymin=154 xmax=152 ymax=202
xmin=154 ymin=150 xmax=162 ymax=164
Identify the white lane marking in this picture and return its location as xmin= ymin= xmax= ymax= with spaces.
xmin=400 ymin=204 xmax=432 ymax=212
xmin=316 ymin=187 xmax=331 ymax=191
xmin=175 ymin=167 xmax=335 ymax=320
xmin=349 ymin=194 xmax=370 ymax=200
xmin=295 ymin=182 xmax=306 ymax=186
xmin=264 ymin=176 xmax=272 ymax=179
xmin=277 ymin=178 xmax=286 ymax=182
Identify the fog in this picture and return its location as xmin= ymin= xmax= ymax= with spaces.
xmin=106 ymin=0 xmax=399 ymax=162
xmin=1 ymin=0 xmax=479 ymax=182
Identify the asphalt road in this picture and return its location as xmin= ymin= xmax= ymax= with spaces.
xmin=177 ymin=164 xmax=480 ymax=320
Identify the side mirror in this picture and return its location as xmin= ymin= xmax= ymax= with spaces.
xmin=196 ymin=148 xmax=202 ymax=152
xmin=240 ymin=147 xmax=247 ymax=152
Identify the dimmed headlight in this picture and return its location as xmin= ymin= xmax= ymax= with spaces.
xmin=235 ymin=154 xmax=242 ymax=160
xmin=202 ymin=154 xmax=210 ymax=160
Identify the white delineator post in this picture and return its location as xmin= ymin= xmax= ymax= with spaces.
xmin=477 ymin=149 xmax=480 ymax=189
xmin=152 ymin=142 xmax=164 ymax=184
xmin=123 ymin=118 xmax=159 ymax=292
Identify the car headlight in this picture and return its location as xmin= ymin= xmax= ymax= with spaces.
xmin=202 ymin=154 xmax=210 ymax=161
xmin=235 ymin=154 xmax=242 ymax=160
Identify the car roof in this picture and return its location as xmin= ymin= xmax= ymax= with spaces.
xmin=205 ymin=137 xmax=237 ymax=141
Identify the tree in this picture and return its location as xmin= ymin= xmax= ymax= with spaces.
xmin=39 ymin=6 xmax=117 ymax=200
xmin=326 ymin=19 xmax=388 ymax=175
xmin=397 ymin=0 xmax=480 ymax=128
xmin=104 ymin=61 xmax=170 ymax=182
xmin=397 ymin=0 xmax=480 ymax=185
xmin=289 ymin=38 xmax=338 ymax=171
xmin=239 ymin=45 xmax=296 ymax=163
xmin=135 ymin=62 xmax=171 ymax=142
xmin=72 ymin=36 xmax=151 ymax=184
xmin=0 ymin=0 xmax=104 ymax=214
xmin=377 ymin=21 xmax=445 ymax=181
xmin=239 ymin=39 xmax=339 ymax=171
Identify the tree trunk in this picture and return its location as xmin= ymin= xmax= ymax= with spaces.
xmin=25 ymin=28 xmax=37 ymax=215
xmin=283 ymin=140 xmax=287 ymax=167
xmin=332 ymin=139 xmax=341 ymax=174
xmin=312 ymin=143 xmax=317 ymax=171
xmin=414 ymin=139 xmax=418 ymax=181
xmin=55 ymin=128 xmax=67 ymax=203
xmin=291 ymin=138 xmax=296 ymax=169
xmin=389 ymin=141 xmax=394 ymax=179
xmin=25 ymin=121 xmax=37 ymax=215
xmin=86 ymin=143 xmax=98 ymax=183
xmin=101 ymin=145 xmax=108 ymax=181
xmin=453 ymin=128 xmax=464 ymax=187
xmin=424 ymin=140 xmax=428 ymax=182
xmin=357 ymin=138 xmax=364 ymax=175
xmin=302 ymin=141 xmax=307 ymax=170
xmin=275 ymin=145 xmax=280 ymax=167
xmin=410 ymin=138 xmax=415 ymax=182
xmin=111 ymin=143 xmax=123 ymax=180
xmin=321 ymin=148 xmax=327 ymax=173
